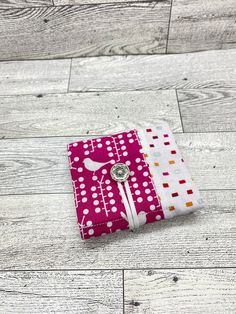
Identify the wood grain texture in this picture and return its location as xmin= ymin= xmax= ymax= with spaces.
xmin=124 ymin=269 xmax=236 ymax=313
xmin=0 ymin=0 xmax=53 ymax=8
xmin=0 ymin=60 xmax=71 ymax=95
xmin=0 ymin=190 xmax=235 ymax=269
xmin=167 ymin=0 xmax=236 ymax=53
xmin=177 ymin=89 xmax=236 ymax=132
xmin=0 ymin=132 xmax=235 ymax=195
xmin=0 ymin=2 xmax=170 ymax=61
xmin=0 ymin=90 xmax=181 ymax=139
xmin=70 ymin=49 xmax=236 ymax=92
xmin=0 ymin=270 xmax=123 ymax=313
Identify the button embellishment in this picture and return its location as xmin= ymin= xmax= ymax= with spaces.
xmin=110 ymin=163 xmax=130 ymax=182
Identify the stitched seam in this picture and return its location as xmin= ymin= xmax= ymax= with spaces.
xmin=80 ymin=205 xmax=163 ymax=230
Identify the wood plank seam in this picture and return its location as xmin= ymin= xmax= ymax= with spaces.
xmin=67 ymin=58 xmax=73 ymax=93
xmin=0 ymin=187 xmax=235 ymax=198
xmin=0 ymin=266 xmax=235 ymax=272
xmin=165 ymin=0 xmax=173 ymax=53
xmin=1 ymin=131 xmax=235 ymax=141
xmin=122 ymin=269 xmax=125 ymax=314
xmin=175 ymin=89 xmax=185 ymax=132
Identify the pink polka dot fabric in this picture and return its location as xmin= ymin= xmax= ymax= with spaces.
xmin=67 ymin=122 xmax=203 ymax=240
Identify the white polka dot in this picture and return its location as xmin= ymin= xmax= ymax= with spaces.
xmin=88 ymin=229 xmax=94 ymax=235
xmin=150 ymin=205 xmax=155 ymax=211
xmin=135 ymin=190 xmax=141 ymax=195
xmin=126 ymin=161 xmax=131 ymax=166
xmin=96 ymin=138 xmax=101 ymax=142
xmin=91 ymin=186 xmax=96 ymax=191
xmin=83 ymin=140 xmax=87 ymax=143
xmin=133 ymin=183 xmax=138 ymax=188
xmin=123 ymin=151 xmax=128 ymax=156
xmin=108 ymin=192 xmax=113 ymax=197
xmin=145 ymin=189 xmax=151 ymax=194
xmin=78 ymin=177 xmax=84 ymax=182
xmin=118 ymin=134 xmax=123 ymax=139
xmin=105 ymin=180 xmax=111 ymax=184
xmin=68 ymin=151 xmax=72 ymax=156
xmin=110 ymin=199 xmax=115 ymax=205
xmin=111 ymin=206 xmax=117 ymax=212
xmin=156 ymin=215 xmax=161 ymax=221
xmin=135 ymin=158 xmax=141 ymax=163
xmin=83 ymin=209 xmax=89 ymax=215
xmin=74 ymin=157 xmax=79 ymax=162
xmin=84 ymin=150 xmax=89 ymax=155
xmin=143 ymin=182 xmax=148 ymax=187
xmin=106 ymin=140 xmax=111 ymax=145
xmin=83 ymin=144 xmax=88 ymax=149
xmin=137 ymin=197 xmax=143 ymax=203
xmin=95 ymin=207 xmax=101 ymax=213
xmin=92 ymin=176 xmax=98 ymax=181
xmin=107 ymin=221 xmax=112 ymax=227
xmin=139 ymin=148 xmax=143 ymax=153
xmin=82 ymin=197 xmax=87 ymax=203
xmin=106 ymin=185 xmax=112 ymax=191
xmin=110 ymin=159 xmax=115 ymax=164
xmin=108 ymin=152 xmax=114 ymax=157
xmin=147 ymin=196 xmax=153 ymax=202
xmin=121 ymin=145 xmax=126 ymax=150
xmin=137 ymin=165 xmax=143 ymax=171
xmin=129 ymin=139 xmax=134 ymax=143
xmin=86 ymin=220 xmax=92 ymax=227
xmin=120 ymin=140 xmax=124 ymax=144
xmin=97 ymin=143 xmax=103 ymax=148
xmin=102 ymin=169 xmax=107 ymax=174
xmin=143 ymin=171 xmax=149 ymax=177
xmin=107 ymin=146 xmax=112 ymax=151
xmin=127 ymin=133 xmax=132 ymax=138
xmin=93 ymin=200 xmax=99 ymax=205
xmin=92 ymin=193 xmax=98 ymax=198
xmin=73 ymin=143 xmax=78 ymax=147
xmin=131 ymin=177 xmax=137 ymax=182
xmin=130 ymin=171 xmax=134 ymax=176
xmin=80 ymin=184 xmax=85 ymax=189
xmin=77 ymin=167 xmax=83 ymax=172
xmin=81 ymin=190 xmax=86 ymax=196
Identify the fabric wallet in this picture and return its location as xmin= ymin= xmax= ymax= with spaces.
xmin=67 ymin=121 xmax=203 ymax=240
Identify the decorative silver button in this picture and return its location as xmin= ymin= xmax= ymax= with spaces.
xmin=110 ymin=163 xmax=130 ymax=182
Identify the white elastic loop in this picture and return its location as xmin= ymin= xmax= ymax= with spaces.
xmin=117 ymin=182 xmax=135 ymax=230
xmin=124 ymin=181 xmax=139 ymax=229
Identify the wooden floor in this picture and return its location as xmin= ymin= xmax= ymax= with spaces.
xmin=0 ymin=1 xmax=236 ymax=313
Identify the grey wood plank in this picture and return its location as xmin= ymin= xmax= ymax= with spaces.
xmin=0 ymin=90 xmax=181 ymax=139
xmin=0 ymin=60 xmax=71 ymax=95
xmin=0 ymin=0 xmax=53 ymax=8
xmin=0 ymin=270 xmax=123 ymax=314
xmin=0 ymin=2 xmax=170 ymax=61
xmin=70 ymin=49 xmax=236 ymax=92
xmin=124 ymin=269 xmax=236 ymax=314
xmin=0 ymin=190 xmax=235 ymax=269
xmin=0 ymin=132 xmax=235 ymax=195
xmin=167 ymin=0 xmax=236 ymax=54
xmin=177 ymin=89 xmax=236 ymax=132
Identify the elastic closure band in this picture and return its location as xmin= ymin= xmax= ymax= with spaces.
xmin=124 ymin=181 xmax=139 ymax=229
xmin=117 ymin=182 xmax=135 ymax=230
xmin=117 ymin=181 xmax=140 ymax=230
